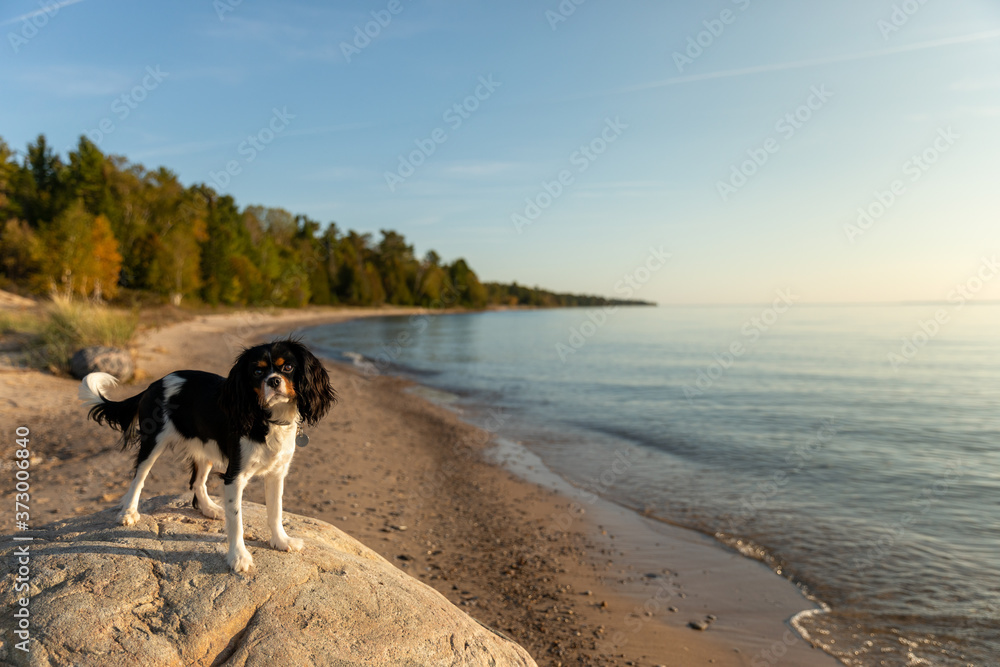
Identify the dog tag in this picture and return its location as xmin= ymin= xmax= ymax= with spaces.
xmin=296 ymin=431 xmax=309 ymax=447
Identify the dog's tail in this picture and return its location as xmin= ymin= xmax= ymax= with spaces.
xmin=79 ymin=372 xmax=143 ymax=449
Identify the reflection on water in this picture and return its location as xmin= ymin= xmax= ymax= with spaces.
xmin=305 ymin=305 xmax=1000 ymax=666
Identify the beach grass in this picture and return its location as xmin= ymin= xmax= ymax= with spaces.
xmin=0 ymin=294 xmax=137 ymax=373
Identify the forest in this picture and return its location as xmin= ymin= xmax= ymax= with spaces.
xmin=0 ymin=134 xmax=653 ymax=310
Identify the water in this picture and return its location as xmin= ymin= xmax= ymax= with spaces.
xmin=302 ymin=305 xmax=1000 ymax=666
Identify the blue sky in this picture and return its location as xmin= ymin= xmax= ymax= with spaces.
xmin=2 ymin=0 xmax=999 ymax=304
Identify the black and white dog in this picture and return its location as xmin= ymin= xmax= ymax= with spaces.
xmin=78 ymin=339 xmax=336 ymax=572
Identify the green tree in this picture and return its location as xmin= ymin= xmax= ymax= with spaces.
xmin=375 ymin=229 xmax=416 ymax=305
xmin=36 ymin=200 xmax=122 ymax=299
xmin=143 ymin=168 xmax=207 ymax=304
xmin=0 ymin=139 xmax=16 ymax=219
xmin=15 ymin=134 xmax=67 ymax=227
xmin=447 ymin=258 xmax=487 ymax=308
xmin=199 ymin=191 xmax=251 ymax=305
xmin=65 ymin=137 xmax=114 ymax=217
xmin=333 ymin=231 xmax=384 ymax=305
xmin=104 ymin=156 xmax=151 ymax=288
xmin=294 ymin=215 xmax=331 ymax=305
xmin=0 ymin=219 xmax=41 ymax=286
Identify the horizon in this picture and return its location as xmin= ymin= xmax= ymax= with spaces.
xmin=2 ymin=1 xmax=999 ymax=305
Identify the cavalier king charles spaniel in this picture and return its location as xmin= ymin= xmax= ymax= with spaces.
xmin=78 ymin=339 xmax=336 ymax=573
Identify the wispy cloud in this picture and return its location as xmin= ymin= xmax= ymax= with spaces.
xmin=128 ymin=139 xmax=237 ymax=162
xmin=950 ymin=76 xmax=1000 ymax=92
xmin=282 ymin=122 xmax=376 ymax=139
xmin=3 ymin=64 xmax=133 ymax=97
xmin=954 ymin=105 xmax=1000 ymax=117
xmin=442 ymin=161 xmax=523 ymax=178
xmin=128 ymin=123 xmax=377 ymax=162
xmin=575 ymin=180 xmax=667 ymax=198
xmin=201 ymin=8 xmax=440 ymax=64
xmin=0 ymin=0 xmax=86 ymax=26
xmin=593 ymin=29 xmax=1000 ymax=98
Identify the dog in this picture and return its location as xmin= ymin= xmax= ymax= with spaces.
xmin=78 ymin=339 xmax=336 ymax=572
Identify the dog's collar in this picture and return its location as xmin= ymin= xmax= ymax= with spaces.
xmin=268 ymin=418 xmax=309 ymax=446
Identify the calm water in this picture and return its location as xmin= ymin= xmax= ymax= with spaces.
xmin=303 ymin=305 xmax=1000 ymax=666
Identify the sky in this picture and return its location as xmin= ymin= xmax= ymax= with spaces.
xmin=2 ymin=0 xmax=1000 ymax=305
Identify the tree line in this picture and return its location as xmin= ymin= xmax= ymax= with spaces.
xmin=0 ymin=134 xmax=653 ymax=309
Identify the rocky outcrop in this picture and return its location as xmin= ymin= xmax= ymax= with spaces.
xmin=0 ymin=495 xmax=537 ymax=667
xmin=70 ymin=346 xmax=134 ymax=382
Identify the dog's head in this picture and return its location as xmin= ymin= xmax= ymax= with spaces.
xmin=221 ymin=339 xmax=337 ymax=435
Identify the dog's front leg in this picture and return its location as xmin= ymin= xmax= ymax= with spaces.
xmin=224 ymin=472 xmax=253 ymax=573
xmin=265 ymin=472 xmax=303 ymax=552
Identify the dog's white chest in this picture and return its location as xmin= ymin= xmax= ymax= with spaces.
xmin=243 ymin=421 xmax=297 ymax=476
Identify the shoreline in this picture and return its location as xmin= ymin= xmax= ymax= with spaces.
xmin=482 ymin=434 xmax=838 ymax=667
xmin=1 ymin=306 xmax=839 ymax=666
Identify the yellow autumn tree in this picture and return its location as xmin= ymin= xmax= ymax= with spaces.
xmin=37 ymin=200 xmax=122 ymax=300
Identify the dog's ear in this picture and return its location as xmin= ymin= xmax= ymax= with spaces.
xmin=219 ymin=347 xmax=259 ymax=437
xmin=288 ymin=341 xmax=336 ymax=426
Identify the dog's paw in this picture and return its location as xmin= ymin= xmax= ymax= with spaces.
xmin=199 ymin=503 xmax=224 ymax=521
xmin=227 ymin=547 xmax=254 ymax=573
xmin=118 ymin=509 xmax=141 ymax=526
xmin=270 ymin=536 xmax=304 ymax=552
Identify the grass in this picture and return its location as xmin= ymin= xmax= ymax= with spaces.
xmin=0 ymin=295 xmax=137 ymax=374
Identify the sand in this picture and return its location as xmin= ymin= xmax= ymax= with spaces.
xmin=0 ymin=306 xmax=839 ymax=666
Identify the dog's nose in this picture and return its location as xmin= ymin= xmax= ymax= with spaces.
xmin=267 ymin=376 xmax=281 ymax=389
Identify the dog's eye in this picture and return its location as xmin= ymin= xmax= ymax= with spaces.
xmin=253 ymin=369 xmax=264 ymax=377
xmin=282 ymin=364 xmax=293 ymax=373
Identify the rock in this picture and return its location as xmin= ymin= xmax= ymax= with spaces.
xmin=70 ymin=346 xmax=135 ymax=382
xmin=0 ymin=495 xmax=537 ymax=667
xmin=688 ymin=620 xmax=709 ymax=631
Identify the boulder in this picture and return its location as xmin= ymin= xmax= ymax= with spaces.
xmin=0 ymin=496 xmax=537 ymax=667
xmin=69 ymin=346 xmax=134 ymax=382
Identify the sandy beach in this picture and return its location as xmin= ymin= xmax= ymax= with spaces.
xmin=0 ymin=307 xmax=839 ymax=666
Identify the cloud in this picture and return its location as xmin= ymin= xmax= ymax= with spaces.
xmin=281 ymin=122 xmax=376 ymax=139
xmin=442 ymin=161 xmax=523 ymax=177
xmin=950 ymin=76 xmax=1000 ymax=92
xmin=128 ymin=123 xmax=377 ymax=162
xmin=3 ymin=64 xmax=133 ymax=97
xmin=200 ymin=9 xmax=439 ymax=65
xmin=596 ymin=29 xmax=1000 ymax=98
xmin=299 ymin=165 xmax=376 ymax=181
xmin=128 ymin=139 xmax=236 ymax=162
xmin=0 ymin=0 xmax=86 ymax=26
xmin=574 ymin=180 xmax=666 ymax=198
xmin=954 ymin=105 xmax=1000 ymax=117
